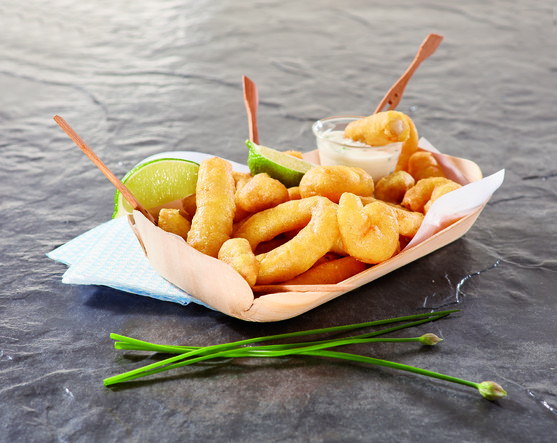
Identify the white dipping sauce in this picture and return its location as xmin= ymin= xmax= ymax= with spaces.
xmin=315 ymin=128 xmax=402 ymax=181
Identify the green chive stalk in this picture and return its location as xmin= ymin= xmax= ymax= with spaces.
xmin=103 ymin=310 xmax=506 ymax=400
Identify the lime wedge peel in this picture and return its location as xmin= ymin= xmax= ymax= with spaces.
xmin=246 ymin=140 xmax=314 ymax=188
xmin=113 ymin=158 xmax=199 ymax=219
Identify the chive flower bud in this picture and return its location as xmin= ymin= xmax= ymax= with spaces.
xmin=478 ymin=381 xmax=507 ymax=400
xmin=419 ymin=333 xmax=443 ymax=346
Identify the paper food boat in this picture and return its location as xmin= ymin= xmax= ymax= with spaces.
xmin=129 ymin=145 xmax=503 ymax=322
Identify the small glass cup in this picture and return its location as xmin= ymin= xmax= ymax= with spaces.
xmin=312 ymin=116 xmax=402 ymax=181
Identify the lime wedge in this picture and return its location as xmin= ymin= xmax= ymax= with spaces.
xmin=113 ymin=158 xmax=199 ymax=218
xmin=246 ymin=140 xmax=314 ymax=187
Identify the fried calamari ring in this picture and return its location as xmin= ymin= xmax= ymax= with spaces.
xmin=283 ymin=256 xmax=367 ymax=285
xmin=407 ymin=151 xmax=445 ymax=181
xmin=218 ymin=238 xmax=260 ymax=287
xmin=234 ymin=196 xmax=322 ymax=249
xmin=375 ymin=171 xmax=415 ymax=204
xmin=299 ymin=165 xmax=374 ymax=203
xmin=402 ymin=177 xmax=461 ymax=214
xmin=235 ymin=173 xmax=289 ymax=213
xmin=234 ymin=196 xmax=339 ymax=285
xmin=186 ymin=157 xmax=236 ymax=257
xmin=338 ymin=193 xmax=399 ymax=264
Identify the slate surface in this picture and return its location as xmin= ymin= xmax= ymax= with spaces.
xmin=1 ymin=1 xmax=556 ymax=441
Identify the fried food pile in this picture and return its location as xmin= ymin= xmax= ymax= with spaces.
xmin=156 ymin=150 xmax=462 ymax=289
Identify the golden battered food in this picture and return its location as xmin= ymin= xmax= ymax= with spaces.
xmin=235 ymin=173 xmax=289 ymax=213
xmin=394 ymin=113 xmax=419 ymax=172
xmin=390 ymin=204 xmax=424 ymax=238
xmin=299 ymin=165 xmax=374 ymax=203
xmin=186 ymin=157 xmax=236 ymax=257
xmin=232 ymin=170 xmax=253 ymax=185
xmin=345 ymin=111 xmax=410 ymax=147
xmin=338 ymin=194 xmax=399 ymax=264
xmin=357 ymin=195 xmax=423 ymax=238
xmin=218 ymin=238 xmax=260 ymax=287
xmin=407 ymin=151 xmax=445 ymax=181
xmin=283 ymin=256 xmax=367 ymax=285
xmin=375 ymin=171 xmax=415 ymax=204
xmin=253 ymin=197 xmax=340 ymax=284
xmin=157 ymin=208 xmax=191 ymax=240
xmin=423 ymin=181 xmax=461 ymax=213
xmin=402 ymin=177 xmax=461 ymax=214
xmin=287 ymin=186 xmax=301 ymax=200
xmin=234 ymin=196 xmax=322 ymax=250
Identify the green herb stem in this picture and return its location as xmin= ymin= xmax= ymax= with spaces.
xmin=299 ymin=350 xmax=479 ymax=389
xmin=109 ymin=310 xmax=455 ymax=355
xmin=104 ymin=310 xmax=457 ymax=387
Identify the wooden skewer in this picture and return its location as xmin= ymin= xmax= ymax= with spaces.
xmin=243 ymin=75 xmax=260 ymax=144
xmin=252 ymin=284 xmax=353 ymax=293
xmin=53 ymin=115 xmax=157 ymax=225
xmin=374 ymin=33 xmax=444 ymax=114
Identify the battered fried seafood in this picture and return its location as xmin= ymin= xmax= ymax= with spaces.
xmin=423 ymin=181 xmax=461 ymax=213
xmin=157 ymin=208 xmax=191 ymax=240
xmin=234 ymin=196 xmax=339 ymax=285
xmin=375 ymin=171 xmax=415 ymax=204
xmin=186 ymin=157 xmax=236 ymax=257
xmin=338 ymin=193 xmax=399 ymax=264
xmin=390 ymin=205 xmax=424 ymax=238
xmin=407 ymin=151 xmax=445 ymax=181
xmin=402 ymin=177 xmax=461 ymax=214
xmin=358 ymin=195 xmax=424 ymax=239
xmin=299 ymin=165 xmax=374 ymax=203
xmin=395 ymin=114 xmax=419 ymax=172
xmin=287 ymin=186 xmax=301 ymax=200
xmin=283 ymin=256 xmax=367 ymax=285
xmin=218 ymin=238 xmax=260 ymax=287
xmin=235 ymin=173 xmax=289 ymax=213
xmin=345 ymin=111 xmax=410 ymax=146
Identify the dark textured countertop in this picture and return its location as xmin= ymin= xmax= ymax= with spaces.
xmin=1 ymin=1 xmax=556 ymax=441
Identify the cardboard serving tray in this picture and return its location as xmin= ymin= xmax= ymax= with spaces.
xmin=128 ymin=149 xmax=496 ymax=322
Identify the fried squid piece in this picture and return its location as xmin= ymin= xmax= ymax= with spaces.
xmin=218 ymin=238 xmax=260 ymax=287
xmin=338 ymin=193 xmax=399 ymax=264
xmin=299 ymin=165 xmax=374 ymax=203
xmin=235 ymin=173 xmax=289 ymax=213
xmin=157 ymin=208 xmax=191 ymax=240
xmin=186 ymin=157 xmax=236 ymax=257
xmin=402 ymin=177 xmax=461 ymax=214
xmin=407 ymin=151 xmax=445 ymax=181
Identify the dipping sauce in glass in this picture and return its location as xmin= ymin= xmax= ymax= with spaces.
xmin=312 ymin=116 xmax=402 ymax=181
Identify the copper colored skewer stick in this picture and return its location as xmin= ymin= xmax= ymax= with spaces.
xmin=374 ymin=33 xmax=444 ymax=114
xmin=53 ymin=115 xmax=157 ymax=225
xmin=243 ymin=75 xmax=260 ymax=144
